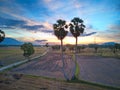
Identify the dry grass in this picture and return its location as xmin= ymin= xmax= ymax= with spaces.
xmin=0 ymin=46 xmax=46 ymax=66
xmin=0 ymin=73 xmax=117 ymax=90
xmin=64 ymin=47 xmax=120 ymax=58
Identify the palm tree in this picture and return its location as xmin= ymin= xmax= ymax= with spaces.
xmin=0 ymin=30 xmax=5 ymax=43
xmin=53 ymin=19 xmax=69 ymax=80
xmin=69 ymin=17 xmax=85 ymax=80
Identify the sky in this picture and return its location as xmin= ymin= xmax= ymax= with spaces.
xmin=0 ymin=0 xmax=120 ymax=45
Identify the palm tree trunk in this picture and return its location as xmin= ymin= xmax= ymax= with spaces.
xmin=61 ymin=39 xmax=69 ymax=81
xmin=75 ymin=37 xmax=77 ymax=61
xmin=71 ymin=37 xmax=78 ymax=80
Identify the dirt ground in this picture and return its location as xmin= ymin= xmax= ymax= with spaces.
xmin=10 ymin=51 xmax=120 ymax=88
xmin=11 ymin=52 xmax=74 ymax=80
xmin=77 ymin=55 xmax=120 ymax=88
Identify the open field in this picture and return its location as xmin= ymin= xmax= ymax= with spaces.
xmin=77 ymin=55 xmax=120 ymax=88
xmin=11 ymin=52 xmax=74 ymax=79
xmin=10 ymin=50 xmax=120 ymax=88
xmin=0 ymin=46 xmax=46 ymax=67
xmin=0 ymin=47 xmax=120 ymax=89
xmin=0 ymin=73 xmax=118 ymax=90
xmin=61 ymin=47 xmax=120 ymax=58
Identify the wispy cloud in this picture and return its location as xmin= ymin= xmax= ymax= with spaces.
xmin=81 ymin=32 xmax=97 ymax=36
xmin=108 ymin=25 xmax=120 ymax=31
xmin=43 ymin=0 xmax=63 ymax=11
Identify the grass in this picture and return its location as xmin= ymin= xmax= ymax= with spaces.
xmin=1 ymin=72 xmax=119 ymax=90
xmin=69 ymin=79 xmax=120 ymax=90
xmin=75 ymin=61 xmax=80 ymax=78
xmin=72 ymin=54 xmax=80 ymax=79
xmin=0 ymin=46 xmax=47 ymax=67
xmin=50 ymin=47 xmax=120 ymax=59
xmin=25 ymin=74 xmax=64 ymax=82
xmin=64 ymin=47 xmax=120 ymax=59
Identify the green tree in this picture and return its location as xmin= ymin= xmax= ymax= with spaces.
xmin=0 ymin=30 xmax=5 ymax=66
xmin=53 ymin=19 xmax=69 ymax=81
xmin=114 ymin=43 xmax=120 ymax=53
xmin=21 ymin=43 xmax=34 ymax=61
xmin=0 ymin=30 xmax=5 ymax=43
xmin=45 ymin=43 xmax=49 ymax=47
xmin=69 ymin=17 xmax=85 ymax=80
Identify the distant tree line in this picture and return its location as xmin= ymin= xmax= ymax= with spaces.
xmin=109 ymin=43 xmax=120 ymax=53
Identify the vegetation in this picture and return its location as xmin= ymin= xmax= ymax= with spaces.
xmin=45 ymin=43 xmax=49 ymax=47
xmin=21 ymin=43 xmax=34 ymax=61
xmin=69 ymin=17 xmax=85 ymax=80
xmin=53 ymin=19 xmax=69 ymax=80
xmin=0 ymin=73 xmax=119 ymax=90
xmin=0 ymin=30 xmax=5 ymax=66
xmin=52 ymin=45 xmax=60 ymax=51
xmin=113 ymin=43 xmax=120 ymax=53
xmin=72 ymin=55 xmax=80 ymax=79
xmin=0 ymin=46 xmax=46 ymax=67
xmin=0 ymin=30 xmax=5 ymax=43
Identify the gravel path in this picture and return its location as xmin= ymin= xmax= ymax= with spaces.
xmin=11 ymin=52 xmax=74 ymax=80
xmin=77 ymin=55 xmax=120 ymax=87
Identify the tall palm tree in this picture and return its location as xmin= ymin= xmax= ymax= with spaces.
xmin=0 ymin=30 xmax=5 ymax=43
xmin=69 ymin=17 xmax=85 ymax=80
xmin=53 ymin=19 xmax=69 ymax=80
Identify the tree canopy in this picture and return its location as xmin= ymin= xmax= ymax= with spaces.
xmin=0 ymin=30 xmax=5 ymax=43
xmin=53 ymin=19 xmax=68 ymax=40
xmin=69 ymin=17 xmax=85 ymax=38
xmin=21 ymin=43 xmax=34 ymax=57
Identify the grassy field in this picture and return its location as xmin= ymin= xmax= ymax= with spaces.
xmin=79 ymin=48 xmax=120 ymax=57
xmin=0 ymin=73 xmax=119 ymax=90
xmin=0 ymin=46 xmax=46 ymax=67
xmin=0 ymin=47 xmax=119 ymax=90
xmin=62 ymin=47 xmax=120 ymax=59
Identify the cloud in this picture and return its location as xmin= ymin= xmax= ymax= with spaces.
xmin=0 ymin=16 xmax=45 ymax=31
xmin=35 ymin=39 xmax=47 ymax=42
xmin=40 ymin=29 xmax=53 ymax=33
xmin=43 ymin=0 xmax=63 ymax=11
xmin=81 ymin=32 xmax=97 ymax=36
xmin=0 ymin=16 xmax=26 ymax=28
xmin=86 ymin=25 xmax=93 ymax=30
xmin=107 ymin=21 xmax=120 ymax=34
xmin=107 ymin=23 xmax=120 ymax=40
xmin=33 ymin=39 xmax=48 ymax=45
xmin=0 ymin=16 xmax=54 ymax=36
xmin=21 ymin=25 xmax=44 ymax=30
xmin=108 ymin=24 xmax=120 ymax=31
xmin=98 ymin=21 xmax=120 ymax=43
xmin=0 ymin=25 xmax=15 ymax=29
xmin=67 ymin=32 xmax=97 ymax=37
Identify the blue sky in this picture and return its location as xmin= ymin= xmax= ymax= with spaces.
xmin=0 ymin=0 xmax=120 ymax=44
